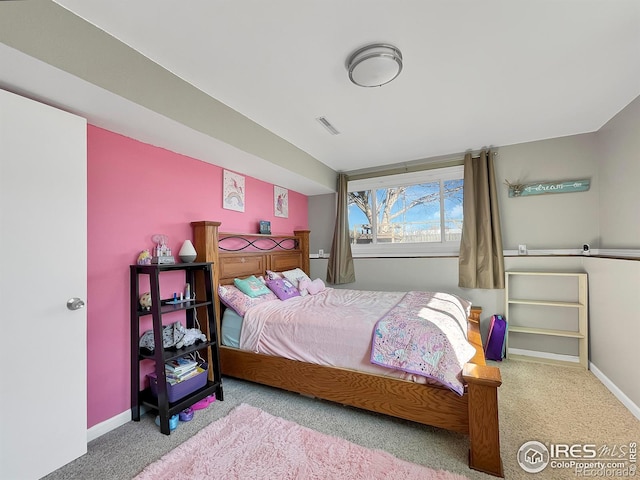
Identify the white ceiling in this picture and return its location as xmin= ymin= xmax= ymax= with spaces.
xmin=4 ymin=1 xmax=640 ymax=194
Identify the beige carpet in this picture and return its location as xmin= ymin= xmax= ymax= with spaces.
xmin=43 ymin=359 xmax=640 ymax=480
xmin=495 ymin=360 xmax=639 ymax=479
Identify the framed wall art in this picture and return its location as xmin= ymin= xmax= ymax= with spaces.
xmin=274 ymin=185 xmax=288 ymax=218
xmin=223 ymin=170 xmax=245 ymax=212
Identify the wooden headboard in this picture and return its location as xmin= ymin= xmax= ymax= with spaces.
xmin=191 ymin=221 xmax=310 ymax=338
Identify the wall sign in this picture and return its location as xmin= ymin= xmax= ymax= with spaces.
xmin=507 ymin=179 xmax=590 ymax=197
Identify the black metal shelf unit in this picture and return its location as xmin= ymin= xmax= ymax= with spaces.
xmin=130 ymin=262 xmax=223 ymax=434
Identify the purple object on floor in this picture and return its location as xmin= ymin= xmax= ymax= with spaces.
xmin=485 ymin=314 xmax=507 ymax=361
xmin=191 ymin=394 xmax=216 ymax=411
xmin=179 ymin=408 xmax=194 ymax=422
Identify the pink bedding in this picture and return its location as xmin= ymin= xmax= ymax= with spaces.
xmin=239 ymin=288 xmax=475 ymax=394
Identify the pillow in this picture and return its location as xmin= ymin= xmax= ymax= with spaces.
xmin=265 ymin=269 xmax=283 ymax=280
xmin=282 ymin=268 xmax=312 ymax=295
xmin=218 ymin=284 xmax=277 ymax=316
xmin=298 ymin=277 xmax=325 ymax=295
xmin=234 ymin=275 xmax=271 ymax=297
xmin=266 ymin=277 xmax=301 ymax=300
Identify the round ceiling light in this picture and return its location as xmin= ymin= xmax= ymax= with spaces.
xmin=347 ymin=44 xmax=403 ymax=87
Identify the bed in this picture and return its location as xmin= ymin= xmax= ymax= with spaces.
xmin=191 ymin=221 xmax=503 ymax=477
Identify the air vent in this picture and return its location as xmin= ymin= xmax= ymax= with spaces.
xmin=316 ymin=116 xmax=341 ymax=135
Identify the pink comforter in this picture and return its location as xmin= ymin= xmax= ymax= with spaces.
xmin=239 ymin=288 xmax=474 ymax=393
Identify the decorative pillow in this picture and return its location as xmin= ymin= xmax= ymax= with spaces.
xmin=234 ymin=275 xmax=272 ymax=297
xmin=298 ymin=277 xmax=326 ymax=295
xmin=265 ymin=270 xmax=283 ymax=280
xmin=218 ymin=284 xmax=277 ymax=316
xmin=282 ymin=268 xmax=312 ymax=295
xmin=266 ymin=277 xmax=301 ymax=300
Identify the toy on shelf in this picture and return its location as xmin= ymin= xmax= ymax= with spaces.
xmin=137 ymin=249 xmax=152 ymax=265
xmin=139 ymin=292 xmax=152 ymax=311
xmin=151 ymin=234 xmax=175 ymax=264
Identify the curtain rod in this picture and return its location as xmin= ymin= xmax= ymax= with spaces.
xmin=345 ymin=149 xmax=498 ymax=181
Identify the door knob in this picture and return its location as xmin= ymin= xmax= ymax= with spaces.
xmin=66 ymin=298 xmax=86 ymax=311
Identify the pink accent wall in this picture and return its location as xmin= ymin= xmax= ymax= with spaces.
xmin=87 ymin=125 xmax=308 ymax=428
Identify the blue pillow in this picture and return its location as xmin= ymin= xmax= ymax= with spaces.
xmin=234 ymin=275 xmax=271 ymax=298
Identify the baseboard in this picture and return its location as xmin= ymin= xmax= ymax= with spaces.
xmin=590 ymin=363 xmax=640 ymax=421
xmin=508 ymin=347 xmax=580 ymax=365
xmin=87 ymin=409 xmax=132 ymax=443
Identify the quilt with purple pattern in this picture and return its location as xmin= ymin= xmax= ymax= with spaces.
xmin=370 ymin=291 xmax=476 ymax=395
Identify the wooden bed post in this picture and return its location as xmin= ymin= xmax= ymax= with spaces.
xmin=191 ymin=221 xmax=221 ymax=382
xmin=463 ymin=364 xmax=503 ymax=477
xmin=293 ymin=229 xmax=310 ymax=275
xmin=463 ymin=307 xmax=503 ymax=477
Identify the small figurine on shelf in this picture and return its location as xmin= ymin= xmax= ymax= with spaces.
xmin=151 ymin=234 xmax=175 ymax=264
xmin=137 ymin=249 xmax=152 ymax=265
xmin=259 ymin=220 xmax=271 ymax=235
xmin=139 ymin=292 xmax=152 ymax=311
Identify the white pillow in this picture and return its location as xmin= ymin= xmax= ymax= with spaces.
xmin=281 ymin=268 xmax=312 ymax=296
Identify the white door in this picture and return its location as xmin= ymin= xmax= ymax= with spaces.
xmin=0 ymin=89 xmax=87 ymax=479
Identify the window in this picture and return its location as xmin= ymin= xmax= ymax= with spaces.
xmin=348 ymin=165 xmax=464 ymax=256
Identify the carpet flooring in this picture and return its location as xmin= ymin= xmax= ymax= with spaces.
xmin=43 ymin=359 xmax=640 ymax=480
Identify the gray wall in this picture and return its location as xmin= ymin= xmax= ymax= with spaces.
xmin=308 ymin=95 xmax=640 ymax=414
xmin=308 ymin=193 xmax=335 ymax=256
xmin=496 ymin=133 xmax=600 ymax=250
xmin=597 ymin=94 xmax=640 ymax=248
xmin=586 ymin=257 xmax=639 ymax=407
xmin=586 ymin=94 xmax=640 ymax=409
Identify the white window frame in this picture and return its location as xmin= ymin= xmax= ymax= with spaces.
xmin=348 ymin=165 xmax=464 ymax=257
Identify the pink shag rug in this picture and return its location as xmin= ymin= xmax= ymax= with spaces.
xmin=134 ymin=404 xmax=469 ymax=480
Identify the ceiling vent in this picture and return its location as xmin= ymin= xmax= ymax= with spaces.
xmin=316 ymin=116 xmax=340 ymax=135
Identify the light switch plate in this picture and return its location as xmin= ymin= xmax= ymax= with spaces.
xmin=518 ymin=244 xmax=527 ymax=255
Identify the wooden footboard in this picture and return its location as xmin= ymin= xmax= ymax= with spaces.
xmin=220 ymin=346 xmax=470 ymax=432
xmin=191 ymin=220 xmax=503 ymax=477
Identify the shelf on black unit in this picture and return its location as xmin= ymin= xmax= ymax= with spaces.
xmin=130 ymin=261 xmax=224 ymax=435
xmin=136 ymin=299 xmax=213 ymax=317
xmin=139 ymin=380 xmax=221 ymax=416
xmin=138 ymin=339 xmax=218 ymax=362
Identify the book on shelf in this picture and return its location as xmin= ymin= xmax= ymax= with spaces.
xmin=166 ymin=365 xmax=205 ymax=385
xmin=166 ymin=364 xmax=196 ymax=379
xmin=165 ymin=357 xmax=198 ymax=374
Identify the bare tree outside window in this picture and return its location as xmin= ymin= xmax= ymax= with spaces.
xmin=348 ymin=179 xmax=463 ymax=246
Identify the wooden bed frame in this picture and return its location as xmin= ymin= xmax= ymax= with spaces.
xmin=192 ymin=220 xmax=503 ymax=477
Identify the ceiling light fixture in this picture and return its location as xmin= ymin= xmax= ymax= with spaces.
xmin=347 ymin=44 xmax=403 ymax=88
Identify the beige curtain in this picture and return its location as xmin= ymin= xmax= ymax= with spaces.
xmin=458 ymin=150 xmax=505 ymax=289
xmin=327 ymin=174 xmax=356 ymax=284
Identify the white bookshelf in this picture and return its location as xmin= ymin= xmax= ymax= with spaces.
xmin=505 ymin=271 xmax=588 ymax=369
